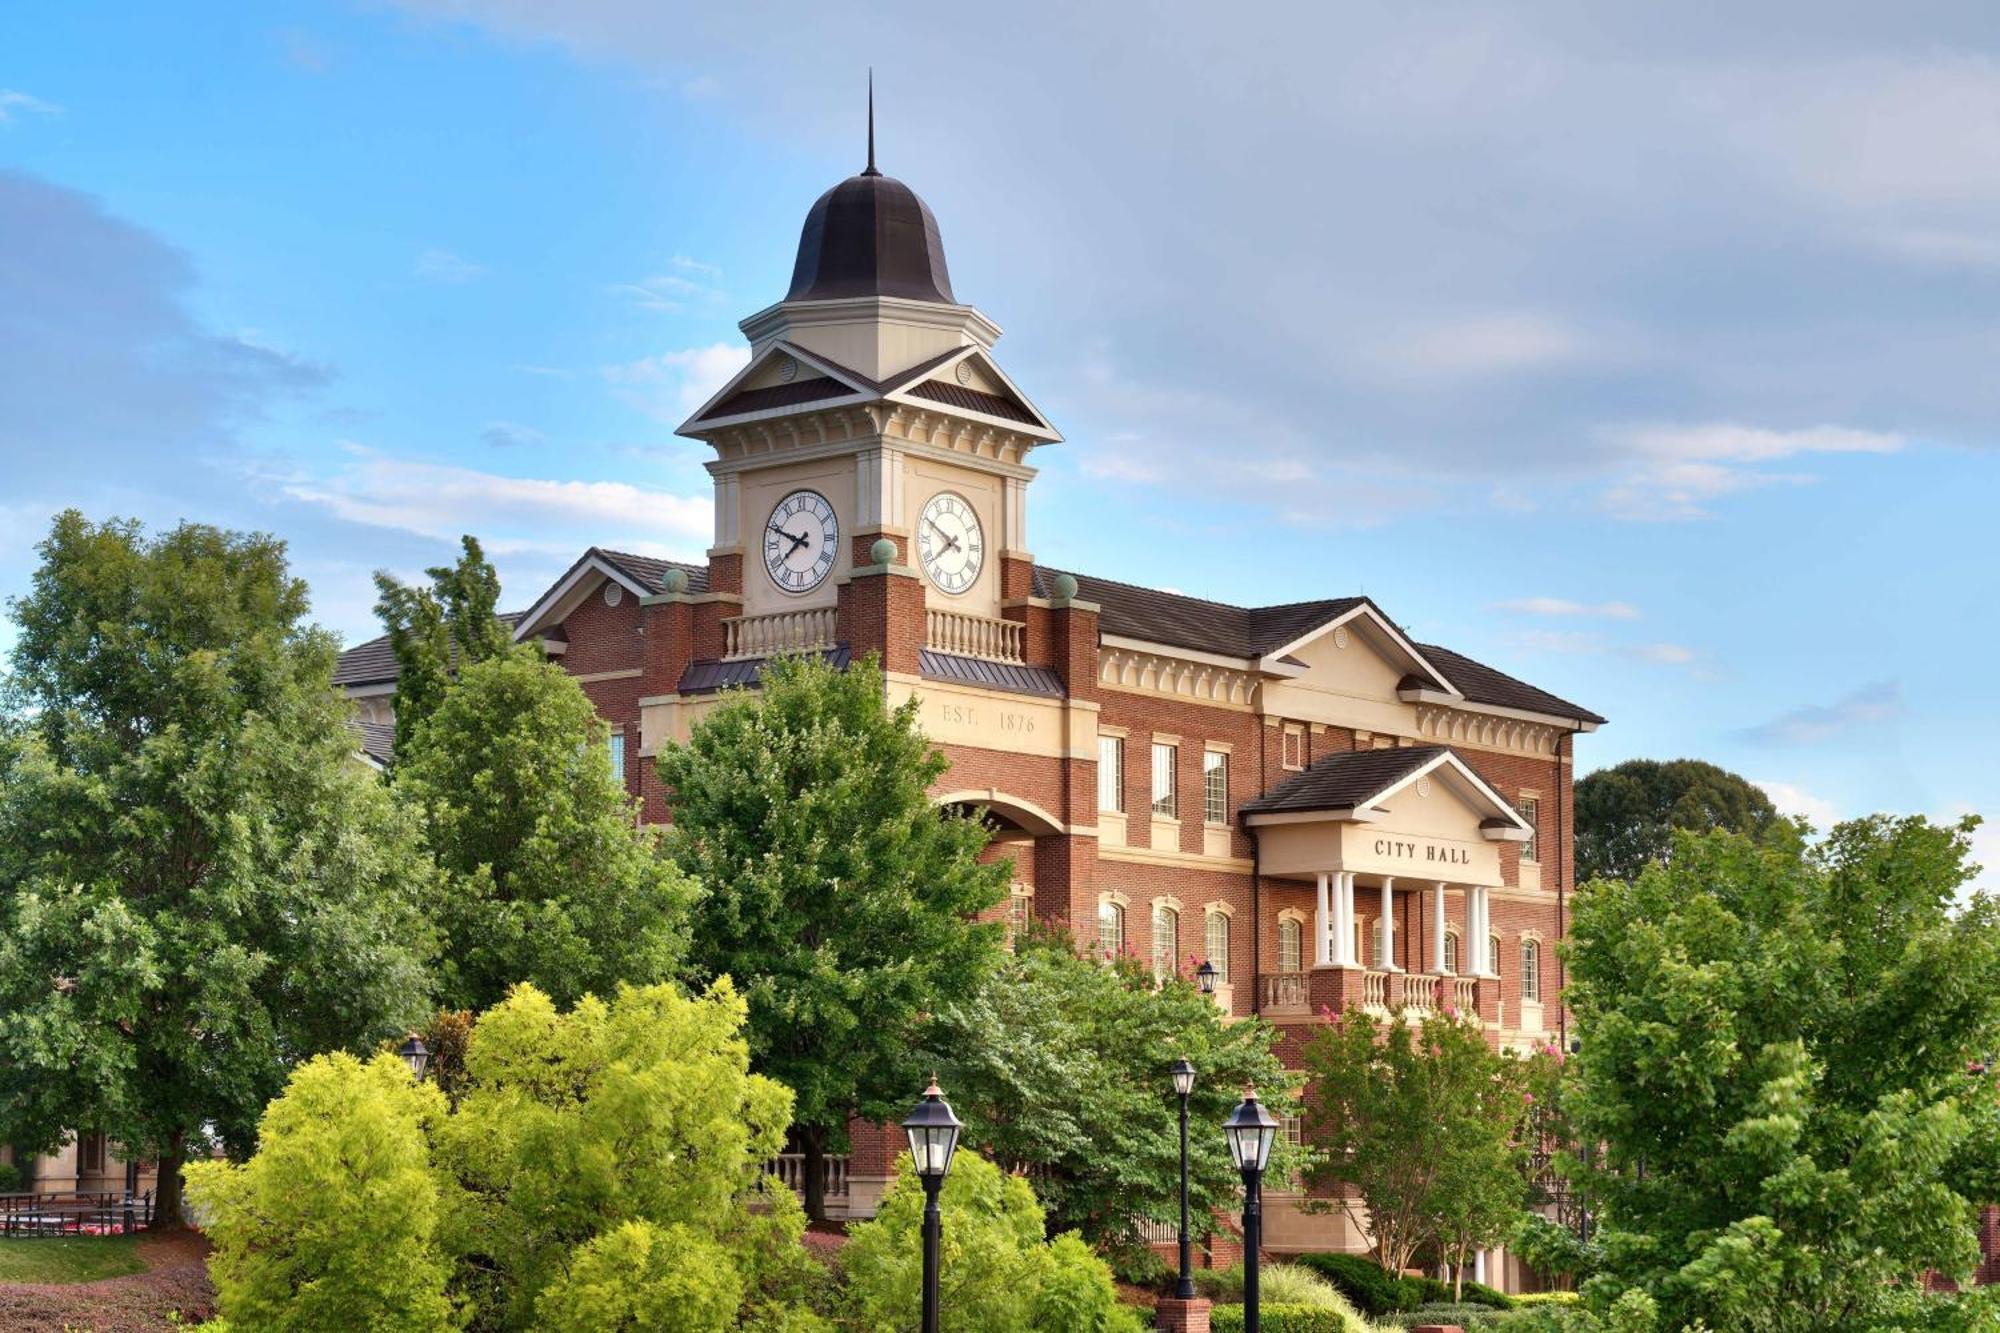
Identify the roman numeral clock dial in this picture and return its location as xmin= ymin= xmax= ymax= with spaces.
xmin=763 ymin=489 xmax=839 ymax=594
xmin=917 ymin=491 xmax=984 ymax=596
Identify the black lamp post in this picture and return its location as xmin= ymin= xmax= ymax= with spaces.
xmin=1196 ymin=959 xmax=1219 ymax=996
xmin=398 ymin=1033 xmax=430 ymax=1081
xmin=903 ymin=1075 xmax=962 ymax=1333
xmin=1224 ymin=1088 xmax=1280 ymax=1333
xmin=1170 ymin=1057 xmax=1198 ymax=1299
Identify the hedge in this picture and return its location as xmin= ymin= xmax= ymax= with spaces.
xmin=1293 ymin=1253 xmax=1514 ymax=1314
xmin=1212 ymin=1305 xmax=1356 ymax=1333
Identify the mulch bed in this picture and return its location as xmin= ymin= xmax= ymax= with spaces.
xmin=0 ymin=1231 xmax=215 ymax=1332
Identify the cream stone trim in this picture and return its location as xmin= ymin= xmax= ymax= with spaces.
xmin=1518 ymin=928 xmax=1546 ymax=944
xmin=1205 ymin=740 xmax=1234 ymax=754
xmin=1276 ymin=906 xmax=1308 ymax=926
xmin=930 ymin=789 xmax=1066 ymax=837
xmin=1099 ymin=889 xmax=1131 ymax=909
xmin=571 ymin=668 xmax=643 ymax=684
xmin=1153 ymin=732 xmax=1182 ymax=745
xmin=1097 ymin=724 xmax=1130 ymax=738
xmin=1205 ymin=901 xmax=1237 ymax=919
xmin=1309 ymin=723 xmax=1327 ymax=735
xmin=1151 ymin=894 xmax=1186 ymax=914
xmin=1100 ymin=644 xmax=1260 ymax=711
xmin=1098 ymin=845 xmax=1255 ymax=874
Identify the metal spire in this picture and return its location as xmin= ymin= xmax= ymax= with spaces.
xmin=864 ymin=68 xmax=880 ymax=176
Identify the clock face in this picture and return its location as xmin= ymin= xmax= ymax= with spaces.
xmin=917 ymin=491 xmax=984 ymax=596
xmin=763 ymin=489 xmax=840 ymax=594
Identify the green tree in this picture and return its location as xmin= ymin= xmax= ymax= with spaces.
xmin=393 ymin=650 xmax=696 ymax=1009
xmin=1562 ymin=815 xmax=2000 ymax=1330
xmin=840 ymin=1148 xmax=1144 ymax=1333
xmin=1301 ymin=1010 xmax=1532 ymax=1276
xmin=185 ymin=1052 xmax=455 ymax=1332
xmin=0 ymin=512 xmax=435 ymax=1226
xmin=655 ymin=653 xmax=1008 ymax=1221
xmin=1574 ymin=757 xmax=1780 ymax=883
xmin=926 ymin=926 xmax=1300 ymax=1247
xmin=373 ymin=535 xmax=511 ymax=763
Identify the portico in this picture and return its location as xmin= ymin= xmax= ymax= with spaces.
xmin=1242 ymin=746 xmax=1531 ymax=1025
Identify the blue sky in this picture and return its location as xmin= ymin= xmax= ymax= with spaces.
xmin=3 ymin=2 xmax=1997 ymax=881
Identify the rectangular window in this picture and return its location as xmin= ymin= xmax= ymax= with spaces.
xmin=1151 ymin=742 xmax=1178 ymax=819
xmin=1281 ymin=724 xmax=1304 ymax=770
xmin=608 ymin=731 xmax=626 ymax=785
xmin=80 ymin=1132 xmax=105 ymax=1174
xmin=1097 ymin=736 xmax=1124 ymax=812
xmin=1205 ymin=911 xmax=1231 ymax=983
xmin=1203 ymin=750 xmax=1228 ymax=825
xmin=1520 ymin=795 xmax=1541 ymax=862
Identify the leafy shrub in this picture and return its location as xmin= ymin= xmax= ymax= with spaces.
xmin=1514 ymin=1291 xmax=1581 ymax=1307
xmin=1381 ymin=1302 xmax=1525 ymax=1329
xmin=1259 ymin=1263 xmax=1357 ymax=1314
xmin=840 ymin=1148 xmax=1143 ymax=1332
xmin=1106 ymin=1242 xmax=1173 ymax=1290
xmin=1211 ymin=1305 xmax=1362 ymax=1333
xmin=0 ymin=1162 xmax=21 ymax=1192
xmin=1293 ymin=1253 xmax=1410 ymax=1314
xmin=1192 ymin=1263 xmax=1244 ymax=1302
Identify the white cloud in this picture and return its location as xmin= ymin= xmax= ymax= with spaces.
xmin=1739 ymin=680 xmax=1903 ymax=747
xmin=276 ymin=447 xmax=711 ymax=551
xmin=1754 ymin=780 xmax=1840 ymax=831
xmin=1511 ymin=629 xmax=1698 ymax=670
xmin=1374 ymin=312 xmax=1586 ymax=378
xmin=1493 ymin=596 xmax=1639 ymax=620
xmin=603 ymin=342 xmax=750 ymax=420
xmin=413 ymin=248 xmax=485 ymax=283
xmin=1629 ymin=642 xmax=1695 ymax=665
xmin=0 ymin=90 xmax=60 ymax=125
xmin=1079 ymin=451 xmax=1167 ymax=485
xmin=1598 ymin=422 xmax=1905 ymax=521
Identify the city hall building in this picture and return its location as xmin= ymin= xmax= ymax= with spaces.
xmin=332 ymin=142 xmax=1604 ymax=1272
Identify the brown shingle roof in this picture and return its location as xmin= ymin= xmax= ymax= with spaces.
xmin=1030 ymin=566 xmax=1362 ymax=659
xmin=1415 ymin=642 xmax=1606 ymax=725
xmin=902 ymin=379 xmax=1040 ymax=425
xmin=332 ymin=610 xmax=528 ymax=688
xmin=597 ymin=550 xmax=710 ymax=596
xmin=1239 ymin=746 xmax=1447 ymax=816
xmin=695 ymin=377 xmax=856 ymax=422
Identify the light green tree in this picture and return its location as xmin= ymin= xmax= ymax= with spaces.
xmin=393 ymin=649 xmax=697 ymax=1009
xmin=372 ymin=535 xmax=511 ymax=763
xmin=0 ymin=512 xmax=435 ymax=1226
xmin=925 ymin=926 xmax=1301 ymax=1248
xmin=186 ymin=1053 xmax=455 ymax=1332
xmin=840 ymin=1148 xmax=1143 ymax=1333
xmin=655 ymin=652 xmax=1009 ymax=1221
xmin=1562 ymin=815 xmax=2000 ymax=1330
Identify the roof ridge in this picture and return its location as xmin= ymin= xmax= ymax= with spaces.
xmin=1039 ymin=565 xmax=1254 ymax=615
xmin=597 ymin=547 xmax=704 ymax=571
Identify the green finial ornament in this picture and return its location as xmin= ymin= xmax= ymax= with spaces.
xmin=661 ymin=567 xmax=689 ymax=594
xmin=1052 ymin=573 xmax=1079 ymax=601
xmin=870 ymin=537 xmax=897 ymax=566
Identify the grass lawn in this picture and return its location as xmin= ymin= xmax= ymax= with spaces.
xmin=0 ymin=1235 xmax=146 ymax=1284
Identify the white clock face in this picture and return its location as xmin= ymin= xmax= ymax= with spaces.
xmin=763 ymin=489 xmax=840 ymax=594
xmin=917 ymin=491 xmax=984 ymax=596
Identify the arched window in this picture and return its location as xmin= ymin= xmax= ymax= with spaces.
xmin=1443 ymin=931 xmax=1459 ymax=976
xmin=1098 ymin=901 xmax=1126 ymax=960
xmin=1522 ymin=938 xmax=1541 ymax=1002
xmin=1205 ymin=911 xmax=1231 ymax=983
xmin=1153 ymin=905 xmax=1181 ymax=979
xmin=1278 ymin=917 xmax=1303 ymax=973
xmin=1489 ymin=934 xmax=1503 ymax=979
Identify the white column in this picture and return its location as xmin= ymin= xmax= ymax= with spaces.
xmin=1315 ymin=872 xmax=1332 ymax=967
xmin=1334 ymin=872 xmax=1355 ymax=967
xmin=1474 ymin=1248 xmax=1487 ymax=1285
xmin=1471 ymin=887 xmax=1494 ymax=976
xmin=1380 ymin=877 xmax=1397 ymax=972
xmin=1431 ymin=882 xmax=1448 ymax=974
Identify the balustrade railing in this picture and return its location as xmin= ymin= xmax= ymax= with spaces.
xmin=1361 ymin=970 xmax=1390 ymax=1011
xmin=723 ymin=608 xmax=838 ymax=660
xmin=1449 ymin=975 xmax=1479 ymax=1016
xmin=1397 ymin=972 xmax=1436 ymax=1016
xmin=1259 ymin=972 xmax=1309 ymax=1014
xmin=762 ymin=1153 xmax=850 ymax=1200
xmin=925 ymin=608 xmax=1025 ymax=663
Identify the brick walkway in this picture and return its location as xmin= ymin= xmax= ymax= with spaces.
xmin=0 ymin=1232 xmax=214 ymax=1332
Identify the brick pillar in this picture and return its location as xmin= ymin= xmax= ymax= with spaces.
xmin=1036 ymin=831 xmax=1098 ymax=948
xmin=845 ymin=1116 xmax=904 ymax=1220
xmin=1155 ymin=1297 xmax=1211 ymax=1332
xmin=838 ymin=540 xmax=923 ymax=674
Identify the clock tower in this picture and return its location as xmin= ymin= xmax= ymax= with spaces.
xmin=676 ymin=111 xmax=1060 ymax=667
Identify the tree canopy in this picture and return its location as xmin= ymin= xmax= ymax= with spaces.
xmin=1562 ymin=815 xmax=2000 ymax=1330
xmin=1574 ymin=757 xmax=1780 ymax=883
xmin=925 ymin=925 xmax=1300 ymax=1249
xmin=373 ymin=534 xmax=511 ymax=763
xmin=0 ymin=511 xmax=435 ymax=1224
xmin=393 ymin=649 xmax=697 ymax=1010
xmin=654 ymin=652 xmax=1009 ymax=1220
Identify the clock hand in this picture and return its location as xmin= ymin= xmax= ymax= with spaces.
xmin=923 ymin=516 xmax=962 ymax=554
xmin=768 ymin=523 xmax=810 ymax=553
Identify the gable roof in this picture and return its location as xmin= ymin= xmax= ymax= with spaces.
xmin=1411 ymin=643 xmax=1605 ymax=726
xmin=1240 ymin=745 xmax=1445 ymax=816
xmin=333 ymin=610 xmax=527 ymax=689
xmin=1031 ymin=566 xmax=1363 ymax=660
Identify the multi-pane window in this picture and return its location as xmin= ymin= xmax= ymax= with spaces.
xmin=1278 ymin=918 xmax=1303 ymax=973
xmin=1520 ymin=795 xmax=1541 ymax=862
xmin=1489 ymin=934 xmax=1503 ymax=979
xmin=1205 ymin=911 xmax=1231 ymax=982
xmin=1151 ymin=742 xmax=1178 ymax=818
xmin=607 ymin=730 xmax=626 ymax=785
xmin=1443 ymin=932 xmax=1459 ymax=975
xmin=1007 ymin=887 xmax=1034 ymax=948
xmin=80 ymin=1132 xmax=105 ymax=1174
xmin=1097 ymin=736 xmax=1124 ymax=812
xmin=1522 ymin=939 xmax=1541 ymax=1002
xmin=1098 ymin=901 xmax=1126 ymax=959
xmin=1152 ymin=905 xmax=1180 ymax=979
xmin=1203 ymin=750 xmax=1229 ymax=824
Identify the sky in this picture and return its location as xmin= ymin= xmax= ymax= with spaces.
xmin=2 ymin=2 xmax=1997 ymax=883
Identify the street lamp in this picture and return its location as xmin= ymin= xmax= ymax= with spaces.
xmin=1169 ymin=1057 xmax=1198 ymax=1299
xmin=398 ymin=1033 xmax=430 ymax=1081
xmin=1224 ymin=1088 xmax=1280 ymax=1333
xmin=1196 ymin=960 xmax=1219 ymax=996
xmin=903 ymin=1075 xmax=962 ymax=1333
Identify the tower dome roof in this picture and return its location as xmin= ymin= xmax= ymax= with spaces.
xmin=786 ymin=169 xmax=956 ymax=305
